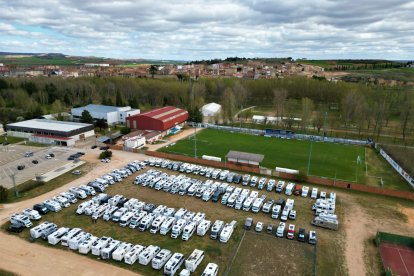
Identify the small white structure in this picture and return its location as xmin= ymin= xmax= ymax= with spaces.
xmin=71 ymin=104 xmax=140 ymax=125
xmin=124 ymin=136 xmax=145 ymax=149
xmin=201 ymin=103 xmax=222 ymax=123
xmin=252 ymin=115 xmax=265 ymax=124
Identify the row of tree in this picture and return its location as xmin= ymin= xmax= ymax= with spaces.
xmin=0 ymin=76 xmax=413 ymax=144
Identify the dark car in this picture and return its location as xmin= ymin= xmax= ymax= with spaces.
xmin=144 ymin=203 xmax=156 ymax=213
xmin=91 ymin=145 xmax=98 ymax=149
xmin=99 ymin=146 xmax=109 ymax=150
xmin=233 ymin=174 xmax=242 ymax=184
xmin=211 ymin=190 xmax=222 ymax=203
xmin=117 ymin=198 xmax=128 ymax=208
xmin=33 ymin=203 xmax=49 ymax=215
xmin=7 ymin=223 xmax=24 ymax=233
xmin=49 ymin=153 xmax=55 ymax=157
xmin=276 ymin=198 xmax=286 ymax=208
xmin=298 ymin=228 xmax=306 ymax=242
xmin=3 ymin=142 xmax=9 ymax=146
xmin=267 ymin=224 xmax=274 ymax=234
xmin=77 ymin=152 xmax=85 ymax=156
xmin=32 ymin=159 xmax=39 ymax=164
xmin=244 ymin=217 xmax=253 ymax=230
xmin=17 ymin=165 xmax=25 ymax=170
xmin=68 ymin=155 xmax=75 ymax=160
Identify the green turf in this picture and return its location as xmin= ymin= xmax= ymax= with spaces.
xmin=160 ymin=129 xmax=409 ymax=188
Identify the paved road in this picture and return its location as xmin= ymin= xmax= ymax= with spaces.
xmin=0 ymin=150 xmax=146 ymax=276
xmin=146 ymin=127 xmax=203 ymax=152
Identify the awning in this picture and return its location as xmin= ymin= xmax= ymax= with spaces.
xmin=97 ymin=136 xmax=110 ymax=143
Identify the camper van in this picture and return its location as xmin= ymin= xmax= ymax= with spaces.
xmin=78 ymin=235 xmax=98 ymax=254
xmin=182 ymin=222 xmax=196 ymax=241
xmin=185 ymin=249 xmax=204 ymax=272
xmin=276 ymin=222 xmax=286 ymax=237
xmin=160 ymin=217 xmax=176 ymax=235
xmin=138 ymin=245 xmax=161 ymax=265
xmin=197 ymin=220 xmax=211 ymax=236
xmin=276 ymin=181 xmax=285 ymax=193
xmin=61 ymin=228 xmax=82 ymax=246
xmin=311 ymin=217 xmax=339 ymax=230
xmin=285 ymin=182 xmax=296 ymax=196
xmin=119 ymin=211 xmax=135 ymax=227
xmin=112 ymin=207 xmax=128 ymax=222
xmin=271 ymin=204 xmax=281 ymax=219
xmin=48 ymin=227 xmax=69 ymax=245
xmin=220 ymin=221 xmax=237 ymax=243
xmin=22 ymin=208 xmax=41 ymax=221
xmin=301 ymin=186 xmax=309 ymax=197
xmin=150 ymin=216 xmax=167 ymax=234
xmin=152 ymin=249 xmax=172 ymax=270
xmin=101 ymin=239 xmax=121 ymax=260
xmin=124 ymin=244 xmax=146 ymax=265
xmin=171 ymin=219 xmax=187 ymax=239
xmin=267 ymin=179 xmax=276 ymax=191
xmin=309 ymin=230 xmax=317 ymax=244
xmin=30 ymin=221 xmax=55 ymax=239
xmin=112 ymin=242 xmax=133 ymax=261
xmin=40 ymin=224 xmax=58 ymax=240
xmin=174 ymin=208 xmax=187 ymax=220
xmin=10 ymin=214 xmax=32 ymax=228
xmin=251 ymin=197 xmax=265 ymax=213
xmin=139 ymin=213 xmax=156 ymax=232
xmin=242 ymin=174 xmax=250 ymax=185
xmin=91 ymin=236 xmax=113 ymax=256
xmin=164 ymin=252 xmax=185 ymax=276
xmin=311 ymin=188 xmax=318 ymax=199
xmin=202 ymin=263 xmax=219 ymax=276
xmin=69 ymin=232 xmax=91 ymax=250
xmin=210 ymin=220 xmax=224 ymax=240
xmin=43 ymin=199 xmax=62 ymax=212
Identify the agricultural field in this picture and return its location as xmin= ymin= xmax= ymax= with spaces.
xmin=160 ymin=129 xmax=409 ymax=190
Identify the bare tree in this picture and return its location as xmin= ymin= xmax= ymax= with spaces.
xmin=273 ymin=88 xmax=288 ymax=122
xmin=301 ymin=97 xmax=314 ymax=131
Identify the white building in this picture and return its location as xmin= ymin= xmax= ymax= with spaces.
xmin=124 ymin=136 xmax=146 ymax=149
xmin=201 ymin=103 xmax=222 ymax=123
xmin=252 ymin=115 xmax=266 ymax=124
xmin=71 ymin=104 xmax=140 ymax=125
xmin=6 ymin=119 xmax=95 ymax=146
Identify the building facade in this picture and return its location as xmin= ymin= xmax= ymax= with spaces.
xmin=71 ymin=104 xmax=140 ymax=125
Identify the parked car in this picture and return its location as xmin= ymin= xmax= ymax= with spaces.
xmin=298 ymin=228 xmax=306 ymax=242
xmin=266 ymin=224 xmax=273 ymax=234
xmin=32 ymin=160 xmax=38 ymax=164
xmin=24 ymin=151 xmax=34 ymax=157
xmin=91 ymin=145 xmax=97 ymax=149
xmin=244 ymin=217 xmax=253 ymax=230
xmin=101 ymin=158 xmax=111 ymax=163
xmin=309 ymin=231 xmax=317 ymax=245
xmin=33 ymin=203 xmax=49 ymax=215
xmin=17 ymin=165 xmax=25 ymax=170
xmin=7 ymin=223 xmax=24 ymax=233
xmin=72 ymin=170 xmax=81 ymax=175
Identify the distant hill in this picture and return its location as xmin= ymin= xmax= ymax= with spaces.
xmin=0 ymin=52 xmax=186 ymax=66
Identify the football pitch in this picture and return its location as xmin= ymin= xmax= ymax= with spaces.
xmin=160 ymin=129 xmax=407 ymax=187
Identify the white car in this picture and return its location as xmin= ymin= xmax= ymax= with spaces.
xmin=255 ymin=221 xmax=263 ymax=232
xmin=101 ymin=158 xmax=111 ymax=163
xmin=45 ymin=154 xmax=52 ymax=159
xmin=72 ymin=170 xmax=81 ymax=175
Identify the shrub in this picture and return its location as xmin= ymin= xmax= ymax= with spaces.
xmin=99 ymin=150 xmax=113 ymax=159
xmin=0 ymin=186 xmax=8 ymax=202
xmin=120 ymin=126 xmax=131 ymax=135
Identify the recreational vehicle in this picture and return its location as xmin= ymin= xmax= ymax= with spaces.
xmin=210 ymin=220 xmax=224 ymax=240
xmin=185 ymin=249 xmax=204 ymax=272
xmin=124 ymin=244 xmax=146 ymax=265
xmin=78 ymin=235 xmax=98 ymax=254
xmin=101 ymin=239 xmax=121 ymax=260
xmin=152 ymin=249 xmax=172 ymax=270
xmin=164 ymin=253 xmax=185 ymax=276
xmin=112 ymin=242 xmax=133 ymax=261
xmin=91 ymin=236 xmax=113 ymax=256
xmin=138 ymin=245 xmax=161 ymax=265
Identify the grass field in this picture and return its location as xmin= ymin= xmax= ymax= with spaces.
xmin=0 ymin=136 xmax=25 ymax=144
xmin=160 ymin=129 xmax=408 ymax=189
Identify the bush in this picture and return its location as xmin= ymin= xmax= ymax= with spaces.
xmin=0 ymin=186 xmax=9 ymax=202
xmin=120 ymin=126 xmax=131 ymax=135
xmin=99 ymin=150 xmax=113 ymax=159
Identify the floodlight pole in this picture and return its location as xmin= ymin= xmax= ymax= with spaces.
xmin=307 ymin=141 xmax=313 ymax=176
xmin=191 ymin=80 xmax=197 ymax=159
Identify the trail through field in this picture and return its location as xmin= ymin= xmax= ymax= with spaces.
xmin=343 ymin=194 xmax=369 ymax=276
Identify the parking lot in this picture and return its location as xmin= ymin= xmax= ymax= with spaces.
xmin=0 ymin=144 xmax=80 ymax=188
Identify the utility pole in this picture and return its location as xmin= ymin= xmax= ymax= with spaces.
xmin=239 ymin=104 xmax=243 ymax=130
xmin=307 ymin=141 xmax=313 ymax=176
xmin=10 ymin=173 xmax=18 ymax=197
xmin=323 ymin=111 xmax=328 ymax=137
xmin=192 ymin=80 xmax=197 ymax=158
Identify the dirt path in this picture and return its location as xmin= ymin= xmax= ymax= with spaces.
xmin=146 ymin=127 xmax=203 ymax=151
xmin=0 ymin=150 xmax=146 ymax=276
xmin=342 ymin=194 xmax=370 ymax=276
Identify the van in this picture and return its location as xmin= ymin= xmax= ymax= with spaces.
xmin=174 ymin=208 xmax=187 ymax=220
xmin=30 ymin=221 xmax=54 ymax=239
xmin=119 ymin=211 xmax=135 ymax=227
xmin=182 ymin=222 xmax=196 ymax=241
xmin=91 ymin=236 xmax=112 ymax=256
xmin=285 ymin=182 xmax=296 ymax=196
xmin=152 ymin=249 xmax=172 ymax=270
xmin=251 ymin=197 xmax=265 ymax=213
xmin=258 ymin=177 xmax=267 ymax=189
xmin=101 ymin=240 xmax=121 ymax=259
xmin=171 ymin=219 xmax=187 ymax=239
xmin=309 ymin=230 xmax=317 ymax=244
xmin=250 ymin=176 xmax=258 ymax=187
xmin=10 ymin=214 xmax=32 ymax=228
xmin=150 ymin=216 xmax=166 ymax=234
xmin=221 ymin=192 xmax=231 ymax=205
xmin=202 ymin=263 xmax=219 ymax=276
xmin=276 ymin=181 xmax=285 ymax=193
xmin=276 ymin=222 xmax=285 ymax=237
xmin=48 ymin=227 xmax=69 ymax=245
xmin=124 ymin=244 xmax=146 ymax=265
xmin=164 ymin=252 xmax=185 ymax=276
xmin=23 ymin=208 xmax=42 ymax=221
xmin=242 ymin=197 xmax=254 ymax=211
xmin=160 ymin=217 xmax=176 ymax=235
xmin=219 ymin=221 xmax=236 ymax=243
xmin=78 ymin=185 xmax=96 ymax=196
xmin=112 ymin=242 xmax=133 ymax=261
xmin=40 ymin=224 xmax=58 ymax=240
xmin=185 ymin=249 xmax=204 ymax=272
xmin=139 ymin=213 xmax=156 ymax=231
xmin=60 ymin=192 xmax=77 ymax=204
xmin=267 ymin=179 xmax=276 ymax=191
xmin=197 ymin=220 xmax=211 ymax=236
xmin=192 ymin=212 xmax=205 ymax=226
xmin=301 ymin=186 xmax=309 ymax=197
xmin=287 ymin=224 xmax=295 ymax=239
xmin=78 ymin=235 xmax=98 ymax=254
xmin=244 ymin=217 xmax=253 ymax=230
xmin=112 ymin=207 xmax=128 ymax=222
xmin=280 ymin=207 xmax=290 ymax=221
xmin=242 ymin=174 xmax=250 ymax=185
xmin=61 ymin=228 xmax=82 ymax=246
xmin=311 ymin=188 xmax=318 ymax=199
xmin=43 ymin=199 xmax=62 ymax=212
xmin=210 ymin=220 xmax=224 ymax=240
xmin=271 ymin=204 xmax=281 ymax=219
xmin=139 ymin=245 xmax=161 ymax=265
xmin=320 ymin=191 xmax=327 ymax=199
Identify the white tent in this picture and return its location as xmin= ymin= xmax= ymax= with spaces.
xmin=201 ymin=103 xmax=222 ymax=117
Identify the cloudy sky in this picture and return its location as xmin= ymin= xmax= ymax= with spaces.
xmin=0 ymin=0 xmax=413 ymax=60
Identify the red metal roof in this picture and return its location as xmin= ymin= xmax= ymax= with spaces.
xmin=140 ymin=106 xmax=188 ymax=123
xmin=126 ymin=106 xmax=189 ymax=131
xmin=32 ymin=134 xmax=72 ymax=141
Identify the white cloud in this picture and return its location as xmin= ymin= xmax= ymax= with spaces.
xmin=0 ymin=0 xmax=413 ymax=59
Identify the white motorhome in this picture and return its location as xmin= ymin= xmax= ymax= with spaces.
xmin=182 ymin=222 xmax=196 ymax=241
xmin=192 ymin=212 xmax=206 ymax=226
xmin=78 ymin=185 xmax=96 ymax=196
xmin=101 ymin=239 xmax=121 ymax=260
xmin=160 ymin=217 xmax=176 ymax=235
xmin=60 ymin=192 xmax=77 ymax=204
xmin=138 ymin=245 xmax=161 ymax=265
xmin=185 ymin=249 xmax=204 ymax=273
xmin=124 ymin=244 xmax=146 ymax=265
xmin=285 ymin=182 xmax=296 ymax=196
xmin=30 ymin=221 xmax=54 ymax=239
xmin=112 ymin=207 xmax=128 ymax=222
xmin=164 ymin=252 xmax=185 ymax=276
xmin=301 ymin=186 xmax=309 ymax=197
xmin=22 ymin=208 xmax=41 ymax=221
xmin=76 ymin=200 xmax=93 ymax=215
xmin=119 ymin=211 xmax=135 ymax=227
xmin=271 ymin=204 xmax=282 ymax=219
xmin=242 ymin=174 xmax=251 ymax=185
xmin=171 ymin=219 xmax=187 ymax=239
xmin=10 ymin=214 xmax=32 ymax=228
xmin=43 ymin=199 xmax=62 ymax=212
xmin=78 ymin=235 xmax=98 ymax=254
xmin=69 ymin=232 xmax=91 ymax=250
xmin=68 ymin=187 xmax=87 ymax=199
xmin=102 ymin=206 xmax=118 ymax=221
xmin=251 ymin=197 xmax=265 ymax=213
xmin=112 ymin=242 xmax=133 ymax=261
xmin=220 ymin=221 xmax=237 ymax=243
xmin=139 ymin=213 xmax=156 ymax=232
xmin=197 ymin=220 xmax=211 ymax=236
xmin=48 ymin=227 xmax=69 ymax=245
xmin=61 ymin=228 xmax=82 ymax=246
xmin=174 ymin=208 xmax=187 ymax=220
xmin=91 ymin=236 xmax=113 ymax=256
xmin=311 ymin=187 xmax=318 ymax=199
xmin=152 ymin=249 xmax=172 ymax=270
xmin=150 ymin=215 xmax=167 ymax=234
xmin=202 ymin=263 xmax=219 ymax=276
xmin=276 ymin=222 xmax=286 ymax=237
xmin=210 ymin=220 xmax=224 ymax=240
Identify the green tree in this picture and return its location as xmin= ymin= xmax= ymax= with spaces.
xmin=116 ymin=90 xmax=123 ymax=106
xmin=0 ymin=186 xmax=8 ymax=202
xmin=95 ymin=118 xmax=108 ymax=131
xmin=149 ymin=65 xmax=158 ymax=78
xmin=80 ymin=110 xmax=94 ymax=124
xmin=120 ymin=126 xmax=131 ymax=135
